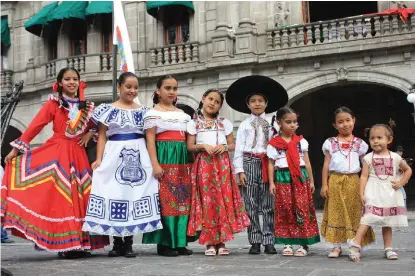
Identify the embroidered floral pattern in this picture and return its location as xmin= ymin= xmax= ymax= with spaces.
xmin=329 ymin=137 xmax=363 ymax=154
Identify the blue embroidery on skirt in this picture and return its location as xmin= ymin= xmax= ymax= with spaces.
xmin=116 ymin=148 xmax=146 ymax=186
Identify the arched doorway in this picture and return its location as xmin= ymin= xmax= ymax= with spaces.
xmin=290 ymin=83 xmax=415 ymax=209
xmin=176 ymin=103 xmax=196 ymax=118
xmin=1 ymin=125 xmax=22 ymax=167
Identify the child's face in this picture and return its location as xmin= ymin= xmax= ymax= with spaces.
xmin=277 ymin=113 xmax=298 ymax=136
xmin=369 ymin=127 xmax=393 ymax=153
xmin=157 ymin=78 xmax=178 ymax=105
xmin=118 ymin=76 xmax=138 ymax=103
xmin=248 ymin=94 xmax=267 ymax=115
xmin=60 ymin=70 xmax=79 ymax=97
xmin=202 ymin=91 xmax=222 ymax=116
xmin=333 ymin=112 xmax=355 ymax=136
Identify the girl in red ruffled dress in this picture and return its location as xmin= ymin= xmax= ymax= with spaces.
xmin=186 ymin=89 xmax=250 ymax=256
xmin=1 ymin=67 xmax=108 ymax=258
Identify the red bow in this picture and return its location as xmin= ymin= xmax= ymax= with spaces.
xmin=78 ymin=81 xmax=86 ymax=102
xmin=52 ymin=82 xmax=59 ymax=92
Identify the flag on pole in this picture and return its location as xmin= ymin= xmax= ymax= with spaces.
xmin=113 ymin=0 xmax=135 ymax=73
xmin=112 ymin=0 xmax=140 ymax=103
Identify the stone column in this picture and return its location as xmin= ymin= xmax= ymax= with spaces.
xmin=212 ymin=2 xmax=234 ymax=58
xmin=234 ymin=1 xmax=257 ymax=55
xmin=85 ymin=24 xmax=101 ymax=73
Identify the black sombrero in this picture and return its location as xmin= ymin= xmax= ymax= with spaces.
xmin=225 ymin=75 xmax=288 ymax=114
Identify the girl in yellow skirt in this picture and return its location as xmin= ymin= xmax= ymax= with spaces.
xmin=320 ymin=107 xmax=375 ymax=258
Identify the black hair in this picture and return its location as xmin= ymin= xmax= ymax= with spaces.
xmin=364 ymin=119 xmax=396 ymax=138
xmin=153 ymin=75 xmax=178 ymax=106
xmin=117 ymin=72 xmax=139 ymax=85
xmin=396 ymin=145 xmax=404 ymax=152
xmin=246 ymin=93 xmax=268 ymax=104
xmin=270 ymin=106 xmax=297 ymax=135
xmin=195 ymin=89 xmax=224 ymax=119
xmin=333 ymin=106 xmax=355 ymax=123
xmin=56 ymin=67 xmax=86 ymax=109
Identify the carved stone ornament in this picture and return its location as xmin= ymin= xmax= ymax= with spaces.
xmin=336 ymin=67 xmax=349 ymax=81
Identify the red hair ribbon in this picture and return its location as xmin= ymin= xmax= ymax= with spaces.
xmin=78 ymin=81 xmax=87 ymax=102
xmin=52 ymin=82 xmax=59 ymax=92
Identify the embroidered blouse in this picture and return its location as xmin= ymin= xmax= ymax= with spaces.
xmin=322 ymin=137 xmax=368 ymax=174
xmin=10 ymin=94 xmax=95 ymax=153
xmin=187 ymin=117 xmax=233 ymax=146
xmin=143 ymin=109 xmax=190 ymax=134
xmin=92 ymin=104 xmax=149 ymax=136
xmin=363 ymin=151 xmax=402 ymax=182
xmin=266 ymin=138 xmax=309 ymax=168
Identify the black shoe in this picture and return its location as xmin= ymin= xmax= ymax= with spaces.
xmin=108 ymin=237 xmax=124 ymax=257
xmin=177 ymin=247 xmax=193 ymax=255
xmin=59 ymin=251 xmax=85 ymax=259
xmin=122 ymin=236 xmax=136 ymax=258
xmin=249 ymin=243 xmax=261 ymax=255
xmin=264 ymin=244 xmax=277 ymax=254
xmin=157 ymin=245 xmax=179 ymax=257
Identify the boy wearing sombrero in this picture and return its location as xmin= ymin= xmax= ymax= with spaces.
xmin=226 ymin=75 xmax=288 ymax=254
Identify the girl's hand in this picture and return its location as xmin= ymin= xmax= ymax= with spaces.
xmin=309 ymin=180 xmax=315 ymax=193
xmin=5 ymin=148 xmax=19 ymax=164
xmin=269 ymin=182 xmax=276 ymax=195
xmin=91 ymin=159 xmax=102 ymax=170
xmin=360 ymin=193 xmax=366 ymax=206
xmin=79 ymin=132 xmax=94 ymax=147
xmin=212 ymin=144 xmax=225 ymax=155
xmin=238 ymin=173 xmax=247 ymax=186
xmin=203 ymin=144 xmax=215 ymax=156
xmin=153 ymin=164 xmax=164 ymax=179
xmin=391 ymin=180 xmax=403 ymax=190
xmin=320 ymin=185 xmax=328 ymax=199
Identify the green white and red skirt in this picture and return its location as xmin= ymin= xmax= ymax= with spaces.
xmin=273 ymin=168 xmax=320 ymax=245
xmin=187 ymin=152 xmax=250 ymax=245
xmin=142 ymin=131 xmax=195 ymax=248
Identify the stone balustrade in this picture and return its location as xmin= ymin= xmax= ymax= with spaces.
xmin=100 ymin=53 xmax=112 ymax=71
xmin=0 ymin=70 xmax=13 ymax=93
xmin=266 ymin=13 xmax=414 ymax=50
xmin=45 ymin=61 xmax=56 ymax=79
xmin=67 ymin=56 xmax=86 ymax=72
xmin=150 ymin=42 xmax=200 ymax=67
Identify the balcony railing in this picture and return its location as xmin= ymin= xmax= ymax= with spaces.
xmin=266 ymin=13 xmax=414 ymax=50
xmin=46 ymin=61 xmax=56 ymax=79
xmin=100 ymin=53 xmax=112 ymax=71
xmin=150 ymin=42 xmax=200 ymax=67
xmin=0 ymin=70 xmax=13 ymax=93
xmin=67 ymin=56 xmax=85 ymax=72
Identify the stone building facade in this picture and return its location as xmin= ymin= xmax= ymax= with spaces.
xmin=1 ymin=1 xmax=415 ymax=206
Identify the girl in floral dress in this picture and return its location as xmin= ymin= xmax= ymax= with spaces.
xmin=82 ymin=72 xmax=161 ymax=258
xmin=348 ymin=124 xmax=412 ymax=262
xmin=320 ymin=107 xmax=375 ymax=258
xmin=267 ymin=107 xmax=320 ymax=257
xmin=186 ymin=89 xmax=250 ymax=256
xmin=1 ymin=67 xmax=108 ymax=258
xmin=141 ymin=75 xmax=194 ymax=257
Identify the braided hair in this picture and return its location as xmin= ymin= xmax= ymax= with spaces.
xmin=152 ymin=75 xmax=178 ymax=107
xmin=195 ymin=89 xmax=224 ymax=120
xmin=270 ymin=106 xmax=296 ymax=136
xmin=56 ymin=67 xmax=86 ymax=109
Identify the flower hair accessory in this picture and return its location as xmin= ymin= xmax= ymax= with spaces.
xmin=78 ymin=81 xmax=86 ymax=102
xmin=52 ymin=82 xmax=60 ymax=92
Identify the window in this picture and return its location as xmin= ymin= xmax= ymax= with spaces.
xmin=43 ymin=27 xmax=58 ymax=60
xmin=1 ymin=43 xmax=8 ymax=70
xmin=69 ymin=20 xmax=87 ymax=56
xmin=162 ymin=6 xmax=190 ymax=45
xmin=101 ymin=13 xmax=112 ymax=53
xmin=307 ymin=1 xmax=378 ymax=22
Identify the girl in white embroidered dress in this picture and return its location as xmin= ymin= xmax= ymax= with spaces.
xmin=348 ymin=124 xmax=412 ymax=262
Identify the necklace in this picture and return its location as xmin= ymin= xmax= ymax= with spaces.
xmin=158 ymin=103 xmax=176 ymax=112
xmin=372 ymin=151 xmax=393 ymax=180
xmin=335 ymin=136 xmax=354 ymax=158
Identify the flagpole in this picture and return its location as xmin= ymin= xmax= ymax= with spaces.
xmin=112 ymin=3 xmax=118 ymax=102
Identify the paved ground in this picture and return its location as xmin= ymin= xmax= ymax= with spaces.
xmin=1 ymin=212 xmax=415 ymax=276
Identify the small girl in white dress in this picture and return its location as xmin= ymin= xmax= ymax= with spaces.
xmin=348 ymin=124 xmax=412 ymax=262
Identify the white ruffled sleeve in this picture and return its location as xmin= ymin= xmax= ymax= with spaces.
xmin=223 ymin=119 xmax=234 ymax=135
xmin=362 ymin=153 xmax=371 ymax=166
xmin=267 ymin=144 xmax=278 ymax=160
xmin=300 ymin=138 xmax=309 ymax=152
xmin=358 ymin=140 xmax=369 ymax=156
xmin=187 ymin=120 xmax=197 ymax=135
xmin=143 ymin=110 xmax=160 ymax=130
xmin=322 ymin=139 xmax=331 ymax=155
